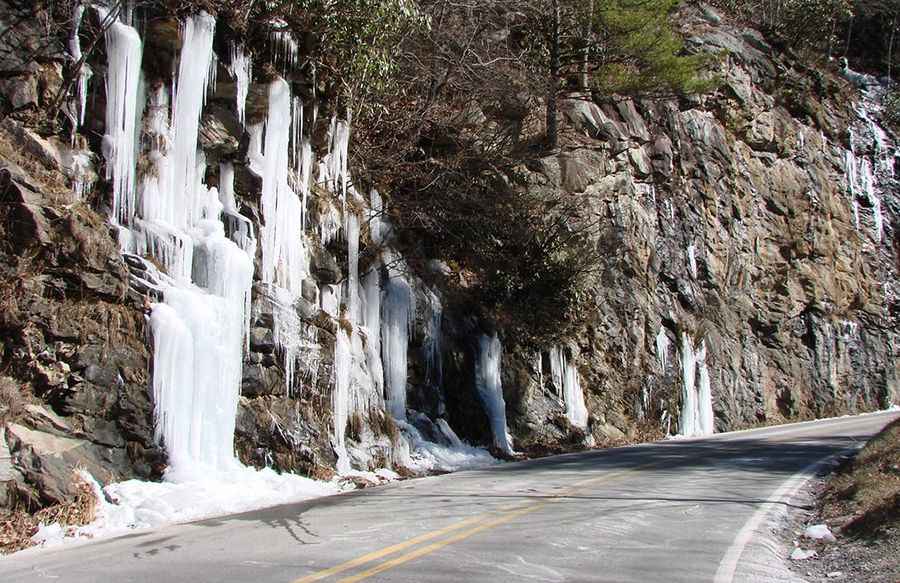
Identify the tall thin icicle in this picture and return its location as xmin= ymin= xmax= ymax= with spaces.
xmin=170 ymin=13 xmax=216 ymax=229
xmin=69 ymin=3 xmax=92 ymax=132
xmin=656 ymin=328 xmax=670 ymax=370
xmin=259 ymin=78 xmax=309 ymax=294
xmin=100 ymin=7 xmax=142 ymax=225
xmin=363 ymin=262 xmax=384 ymax=397
xmin=346 ymin=213 xmax=360 ymax=324
xmin=475 ymin=334 xmax=514 ymax=454
xmin=226 ymin=43 xmax=251 ymax=126
xmin=332 ymin=328 xmax=352 ymax=474
xmin=381 ymin=253 xmax=412 ymax=420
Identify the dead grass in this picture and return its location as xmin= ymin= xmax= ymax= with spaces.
xmin=822 ymin=418 xmax=900 ymax=538
xmin=0 ymin=376 xmax=25 ymax=424
xmin=0 ymin=472 xmax=98 ymax=555
xmin=369 ymin=408 xmax=400 ymax=445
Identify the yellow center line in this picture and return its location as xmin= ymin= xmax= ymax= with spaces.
xmin=292 ymin=511 xmax=516 ymax=583
xmin=335 ymin=504 xmax=546 ymax=583
xmin=294 ymin=460 xmax=663 ymax=583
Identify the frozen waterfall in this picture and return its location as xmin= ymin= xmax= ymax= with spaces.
xmin=678 ymin=333 xmax=714 ymax=437
xmin=549 ymin=346 xmax=589 ymax=429
xmin=104 ymin=11 xmax=257 ymax=472
xmin=381 ymin=251 xmax=414 ymax=420
xmin=475 ymin=334 xmax=515 ymax=454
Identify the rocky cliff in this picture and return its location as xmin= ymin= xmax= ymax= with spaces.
xmin=0 ymin=1 xmax=896 ymax=513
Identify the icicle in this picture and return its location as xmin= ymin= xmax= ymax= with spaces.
xmin=687 ymin=244 xmax=698 ymax=279
xmin=696 ymin=343 xmax=714 ymax=435
xmin=656 ymin=328 xmax=669 ymax=370
xmin=69 ymin=3 xmax=92 ymax=132
xmin=99 ymin=6 xmax=142 ymax=225
xmin=318 ymin=200 xmax=342 ymax=247
xmin=381 ymin=251 xmax=412 ymax=419
xmin=679 ymin=332 xmax=698 ymax=437
xmin=226 ymin=43 xmax=251 ymax=126
xmin=423 ymin=290 xmax=444 ymax=393
xmin=474 ymin=334 xmax=514 ymax=454
xmin=678 ymin=333 xmax=714 ymax=437
xmin=346 ymin=213 xmax=360 ymax=324
xmin=332 ymin=327 xmax=352 ymax=474
xmin=548 ymin=346 xmax=588 ymax=429
xmin=259 ymin=78 xmax=309 ymax=295
xmin=270 ymin=26 xmax=299 ymax=71
xmin=362 ymin=261 xmax=384 ymax=396
xmin=170 ymin=12 xmax=216 ymax=229
xmin=325 ymin=117 xmax=351 ymax=203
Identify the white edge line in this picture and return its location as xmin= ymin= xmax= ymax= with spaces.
xmin=712 ymin=445 xmax=861 ymax=583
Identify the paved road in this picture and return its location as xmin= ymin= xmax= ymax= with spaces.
xmin=2 ymin=412 xmax=897 ymax=583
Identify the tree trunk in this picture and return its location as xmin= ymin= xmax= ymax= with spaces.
xmin=845 ymin=15 xmax=854 ymax=56
xmin=546 ymin=0 xmax=560 ymax=150
xmin=889 ymin=16 xmax=896 ymax=82
xmin=580 ymin=0 xmax=594 ymax=90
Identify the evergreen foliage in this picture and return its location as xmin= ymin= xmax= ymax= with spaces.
xmin=590 ymin=0 xmax=713 ymax=95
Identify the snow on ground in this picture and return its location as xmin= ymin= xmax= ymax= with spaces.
xmin=17 ymin=438 xmax=498 ymax=557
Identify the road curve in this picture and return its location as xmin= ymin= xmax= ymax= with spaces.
xmin=2 ymin=411 xmax=897 ymax=583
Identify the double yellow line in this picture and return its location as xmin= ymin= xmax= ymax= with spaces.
xmin=292 ymin=463 xmax=657 ymax=583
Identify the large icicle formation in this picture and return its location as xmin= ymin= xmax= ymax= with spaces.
xmin=475 ymin=334 xmax=515 ymax=454
xmin=109 ymin=12 xmax=256 ymax=472
xmin=845 ymin=95 xmax=894 ymax=242
xmin=678 ymin=333 xmax=714 ymax=437
xmin=549 ymin=346 xmax=589 ymax=429
xmin=382 ymin=251 xmax=414 ymax=420
xmin=94 ymin=6 xmax=498 ymax=486
xmin=251 ymin=77 xmax=312 ymax=394
xmin=100 ymin=6 xmax=142 ymax=225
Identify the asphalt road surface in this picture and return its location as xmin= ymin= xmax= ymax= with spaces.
xmin=2 ymin=411 xmax=897 ymax=583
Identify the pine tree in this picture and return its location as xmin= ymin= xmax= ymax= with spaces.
xmin=527 ymin=0 xmax=711 ymax=148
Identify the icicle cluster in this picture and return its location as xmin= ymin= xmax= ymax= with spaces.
xmin=100 ymin=6 xmax=142 ymax=225
xmin=381 ymin=251 xmax=414 ymax=420
xmin=845 ymin=98 xmax=894 ymax=243
xmin=101 ymin=11 xmax=256 ymax=472
xmin=549 ymin=346 xmax=589 ymax=429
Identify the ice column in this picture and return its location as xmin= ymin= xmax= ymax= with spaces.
xmin=332 ymin=328 xmax=353 ymax=474
xmin=259 ymin=78 xmax=309 ymax=293
xmin=126 ymin=13 xmax=257 ymax=472
xmin=678 ymin=333 xmax=714 ymax=437
xmin=475 ymin=334 xmax=514 ymax=454
xmin=656 ymin=328 xmax=670 ymax=370
xmin=362 ymin=263 xmax=384 ymax=396
xmin=254 ymin=78 xmax=312 ymax=393
xmin=100 ymin=8 xmax=142 ymax=224
xmin=549 ymin=346 xmax=589 ymax=429
xmin=346 ymin=213 xmax=360 ymax=323
xmin=69 ymin=3 xmax=92 ymax=131
xmin=381 ymin=252 xmax=413 ymax=419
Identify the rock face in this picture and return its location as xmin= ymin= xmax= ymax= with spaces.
xmin=0 ymin=126 xmax=161 ymax=508
xmin=0 ymin=2 xmax=896 ymax=509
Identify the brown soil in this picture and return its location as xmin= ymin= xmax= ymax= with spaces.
xmin=787 ymin=418 xmax=900 ymax=583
